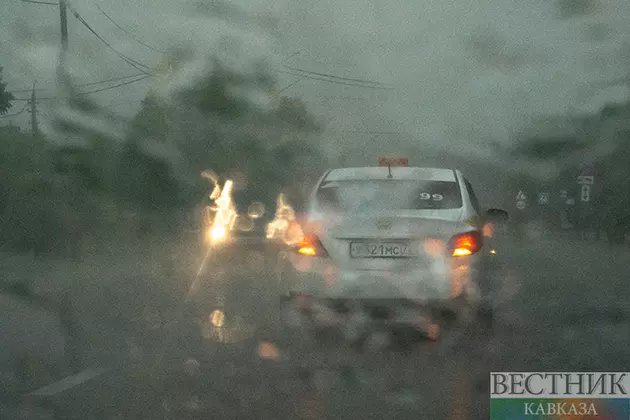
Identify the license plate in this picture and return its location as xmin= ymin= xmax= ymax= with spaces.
xmin=350 ymin=242 xmax=417 ymax=258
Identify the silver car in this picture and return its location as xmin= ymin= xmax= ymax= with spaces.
xmin=277 ymin=161 xmax=508 ymax=343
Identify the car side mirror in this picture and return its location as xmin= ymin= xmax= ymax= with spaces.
xmin=485 ymin=208 xmax=508 ymax=224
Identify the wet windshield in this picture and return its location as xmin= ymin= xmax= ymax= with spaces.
xmin=2 ymin=0 xmax=630 ymax=419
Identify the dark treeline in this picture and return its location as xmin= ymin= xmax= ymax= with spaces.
xmin=0 ymin=52 xmax=327 ymax=256
xmin=506 ymin=102 xmax=630 ymax=240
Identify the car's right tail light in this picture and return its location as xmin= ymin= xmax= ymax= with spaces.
xmin=448 ymin=231 xmax=483 ymax=257
xmin=296 ymin=235 xmax=328 ymax=257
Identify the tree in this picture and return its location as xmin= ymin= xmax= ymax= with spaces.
xmin=0 ymin=66 xmax=15 ymax=115
xmin=506 ymin=100 xmax=630 ymax=240
xmin=128 ymin=96 xmax=170 ymax=142
xmin=511 ymin=135 xmax=587 ymax=161
xmin=114 ymin=140 xmax=179 ymax=212
xmin=276 ymin=96 xmax=320 ymax=132
xmin=48 ymin=89 xmax=119 ymax=196
xmin=125 ymin=48 xmax=326 ymax=214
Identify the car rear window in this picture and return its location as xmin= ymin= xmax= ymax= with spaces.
xmin=315 ymin=179 xmax=463 ymax=211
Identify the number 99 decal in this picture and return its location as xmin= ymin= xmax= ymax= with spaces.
xmin=419 ymin=193 xmax=444 ymax=201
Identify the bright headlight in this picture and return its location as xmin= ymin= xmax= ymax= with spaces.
xmin=210 ymin=226 xmax=226 ymax=242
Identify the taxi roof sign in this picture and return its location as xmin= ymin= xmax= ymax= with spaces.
xmin=378 ymin=157 xmax=408 ymax=167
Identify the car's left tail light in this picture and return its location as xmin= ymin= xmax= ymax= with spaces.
xmin=296 ymin=235 xmax=328 ymax=257
xmin=448 ymin=231 xmax=483 ymax=257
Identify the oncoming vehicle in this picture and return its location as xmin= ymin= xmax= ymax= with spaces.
xmin=276 ymin=158 xmax=508 ymax=345
xmin=197 ymin=170 xmax=275 ymax=250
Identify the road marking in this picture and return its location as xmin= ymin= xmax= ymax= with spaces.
xmin=26 ymin=367 xmax=111 ymax=397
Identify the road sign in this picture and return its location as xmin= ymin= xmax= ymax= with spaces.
xmin=516 ymin=200 xmax=526 ymax=210
xmin=559 ymin=190 xmax=567 ymax=199
xmin=577 ymin=175 xmax=594 ymax=185
xmin=538 ymin=193 xmax=550 ymax=205
xmin=516 ymin=190 xmax=527 ymax=201
xmin=580 ymin=185 xmax=591 ymax=202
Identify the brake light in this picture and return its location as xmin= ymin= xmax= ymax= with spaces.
xmin=448 ymin=231 xmax=483 ymax=257
xmin=296 ymin=235 xmax=328 ymax=257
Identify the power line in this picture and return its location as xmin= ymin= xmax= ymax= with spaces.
xmin=284 ymin=65 xmax=391 ymax=87
xmin=70 ymin=6 xmax=153 ymax=73
xmin=13 ymin=67 xmax=385 ymax=99
xmin=20 ymin=0 xmax=58 ymax=5
xmin=330 ymin=130 xmax=404 ymax=135
xmin=275 ymin=68 xmax=394 ymax=90
xmin=316 ymin=96 xmax=368 ymax=101
xmin=66 ymin=2 xmax=154 ymax=74
xmin=277 ymin=48 xmax=392 ymax=89
xmin=12 ymin=97 xmax=53 ymax=102
xmin=8 ymin=87 xmax=50 ymax=93
xmin=79 ymin=72 xmax=149 ymax=87
xmin=11 ymin=74 xmax=151 ymax=101
xmin=276 ymin=68 xmax=394 ymax=89
xmin=277 ymin=75 xmax=306 ymax=94
xmin=94 ymin=3 xmax=165 ymax=54
xmin=8 ymin=72 xmax=150 ymax=94
xmin=0 ymin=103 xmax=29 ymax=118
xmin=37 ymin=109 xmax=53 ymax=118
xmin=79 ymin=74 xmax=151 ymax=94
xmin=282 ymin=50 xmax=302 ymax=63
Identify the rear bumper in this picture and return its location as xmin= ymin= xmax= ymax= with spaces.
xmin=281 ymin=256 xmax=485 ymax=303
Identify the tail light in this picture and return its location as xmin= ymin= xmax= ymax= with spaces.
xmin=448 ymin=231 xmax=483 ymax=257
xmin=296 ymin=235 xmax=328 ymax=257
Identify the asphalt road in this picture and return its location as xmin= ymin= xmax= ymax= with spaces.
xmin=2 ymin=235 xmax=629 ymax=420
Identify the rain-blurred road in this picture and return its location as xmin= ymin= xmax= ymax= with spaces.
xmin=2 ymin=235 xmax=630 ymax=420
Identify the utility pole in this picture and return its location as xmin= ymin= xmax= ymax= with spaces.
xmin=21 ymin=0 xmax=69 ymax=88
xmin=29 ymin=82 xmax=38 ymax=135
xmin=57 ymin=0 xmax=70 ymax=87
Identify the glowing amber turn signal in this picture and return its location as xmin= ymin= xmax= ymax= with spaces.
xmin=298 ymin=246 xmax=317 ymax=256
xmin=448 ymin=231 xmax=482 ymax=257
xmin=296 ymin=236 xmax=327 ymax=257
xmin=452 ymin=248 xmax=473 ymax=257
